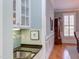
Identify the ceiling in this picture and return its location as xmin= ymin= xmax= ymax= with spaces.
xmin=54 ymin=0 xmax=79 ymax=10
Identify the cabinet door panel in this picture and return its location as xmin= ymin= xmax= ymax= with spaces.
xmin=13 ymin=0 xmax=30 ymax=28
xmin=25 ymin=17 xmax=29 ymax=26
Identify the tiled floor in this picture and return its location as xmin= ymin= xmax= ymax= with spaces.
xmin=49 ymin=45 xmax=79 ymax=59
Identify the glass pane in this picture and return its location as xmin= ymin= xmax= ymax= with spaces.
xmin=21 ymin=6 xmax=25 ymax=15
xmin=25 ymin=17 xmax=29 ymax=26
xmin=21 ymin=16 xmax=25 ymax=25
xmin=13 ymin=12 xmax=16 ymax=18
xmin=70 ymin=15 xmax=74 ymax=25
xmin=21 ymin=0 xmax=25 ymax=4
xmin=13 ymin=18 xmax=16 ymax=24
xmin=26 ymin=8 xmax=29 ymax=16
xmin=26 ymin=0 xmax=29 ymax=7
xmin=13 ymin=13 xmax=16 ymax=24
xmin=64 ymin=26 xmax=69 ymax=36
xmin=70 ymin=26 xmax=74 ymax=36
xmin=13 ymin=0 xmax=16 ymax=11
xmin=64 ymin=16 xmax=69 ymax=25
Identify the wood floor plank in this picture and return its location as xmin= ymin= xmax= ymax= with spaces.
xmin=49 ymin=45 xmax=79 ymax=59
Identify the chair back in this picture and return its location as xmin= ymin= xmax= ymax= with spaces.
xmin=74 ymin=32 xmax=78 ymax=42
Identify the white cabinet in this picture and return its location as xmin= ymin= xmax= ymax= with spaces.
xmin=13 ymin=0 xmax=31 ymax=28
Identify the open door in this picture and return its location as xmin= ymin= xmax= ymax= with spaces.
xmin=54 ymin=18 xmax=62 ymax=45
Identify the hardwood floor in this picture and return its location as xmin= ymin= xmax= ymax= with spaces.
xmin=49 ymin=44 xmax=79 ymax=59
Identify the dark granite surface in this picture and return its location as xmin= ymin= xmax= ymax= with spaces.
xmin=14 ymin=44 xmax=42 ymax=59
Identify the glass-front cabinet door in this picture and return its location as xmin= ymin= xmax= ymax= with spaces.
xmin=13 ymin=0 xmax=31 ymax=28
xmin=20 ymin=0 xmax=31 ymax=28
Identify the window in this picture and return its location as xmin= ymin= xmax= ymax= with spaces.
xmin=13 ymin=0 xmax=16 ymax=11
xmin=64 ymin=13 xmax=75 ymax=37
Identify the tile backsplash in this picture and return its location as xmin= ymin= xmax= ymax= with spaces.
xmin=21 ymin=29 xmax=42 ymax=45
xmin=12 ymin=29 xmax=42 ymax=48
xmin=12 ymin=30 xmax=21 ymax=48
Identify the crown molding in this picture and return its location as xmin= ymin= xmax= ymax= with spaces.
xmin=54 ymin=8 xmax=79 ymax=12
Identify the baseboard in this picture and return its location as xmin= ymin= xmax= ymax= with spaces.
xmin=62 ymin=43 xmax=77 ymax=46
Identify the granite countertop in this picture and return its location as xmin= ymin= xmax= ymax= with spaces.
xmin=14 ymin=44 xmax=42 ymax=59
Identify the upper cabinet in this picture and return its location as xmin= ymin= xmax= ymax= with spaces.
xmin=13 ymin=0 xmax=31 ymax=28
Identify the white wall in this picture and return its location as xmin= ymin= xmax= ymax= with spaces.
xmin=46 ymin=0 xmax=54 ymax=36
xmin=0 ymin=0 xmax=3 ymax=58
xmin=1 ymin=0 xmax=13 ymax=59
xmin=45 ymin=0 xmax=54 ymax=59
xmin=31 ymin=0 xmax=42 ymax=29
xmin=41 ymin=0 xmax=55 ymax=58
xmin=41 ymin=0 xmax=46 ymax=59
